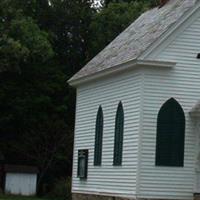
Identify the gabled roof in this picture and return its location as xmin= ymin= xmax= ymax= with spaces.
xmin=69 ymin=0 xmax=197 ymax=84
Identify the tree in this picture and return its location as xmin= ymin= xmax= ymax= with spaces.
xmin=0 ymin=0 xmax=94 ymax=194
xmin=11 ymin=119 xmax=72 ymax=187
xmin=44 ymin=0 xmax=95 ymax=73
xmin=0 ymin=61 xmax=72 ymax=188
xmin=0 ymin=0 xmax=54 ymax=72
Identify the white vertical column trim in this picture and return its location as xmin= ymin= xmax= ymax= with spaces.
xmin=136 ymin=70 xmax=145 ymax=197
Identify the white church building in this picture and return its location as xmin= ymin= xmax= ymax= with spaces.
xmin=69 ymin=0 xmax=200 ymax=199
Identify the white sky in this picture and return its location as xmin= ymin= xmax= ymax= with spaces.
xmin=93 ymin=0 xmax=102 ymax=7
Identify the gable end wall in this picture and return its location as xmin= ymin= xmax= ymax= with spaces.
xmin=72 ymin=69 xmax=142 ymax=198
xmin=138 ymin=9 xmax=200 ymax=200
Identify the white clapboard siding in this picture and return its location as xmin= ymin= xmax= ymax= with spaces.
xmin=138 ymin=11 xmax=200 ymax=200
xmin=5 ymin=173 xmax=37 ymax=196
xmin=72 ymin=69 xmax=142 ymax=197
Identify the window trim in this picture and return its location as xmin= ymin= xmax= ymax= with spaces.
xmin=113 ymin=101 xmax=124 ymax=166
xmin=77 ymin=149 xmax=88 ymax=179
xmin=155 ymin=98 xmax=185 ymax=167
xmin=94 ymin=106 xmax=104 ymax=166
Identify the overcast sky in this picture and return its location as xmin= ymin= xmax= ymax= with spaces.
xmin=93 ymin=0 xmax=102 ymax=7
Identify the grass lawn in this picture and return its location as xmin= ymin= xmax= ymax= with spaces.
xmin=0 ymin=195 xmax=48 ymax=200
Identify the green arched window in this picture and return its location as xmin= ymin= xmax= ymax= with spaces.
xmin=156 ymin=98 xmax=185 ymax=167
xmin=94 ymin=106 xmax=103 ymax=166
xmin=113 ymin=101 xmax=124 ymax=166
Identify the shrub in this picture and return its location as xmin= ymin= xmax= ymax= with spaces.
xmin=48 ymin=177 xmax=71 ymax=200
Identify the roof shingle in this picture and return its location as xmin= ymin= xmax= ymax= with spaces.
xmin=70 ymin=0 xmax=197 ymax=82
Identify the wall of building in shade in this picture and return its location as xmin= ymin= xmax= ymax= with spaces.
xmin=72 ymin=68 xmax=142 ymax=198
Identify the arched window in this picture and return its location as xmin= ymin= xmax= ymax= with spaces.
xmin=113 ymin=101 xmax=124 ymax=166
xmin=94 ymin=106 xmax=103 ymax=166
xmin=156 ymin=98 xmax=185 ymax=167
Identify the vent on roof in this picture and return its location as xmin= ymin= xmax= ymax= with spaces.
xmin=159 ymin=0 xmax=170 ymax=8
xmin=197 ymin=53 xmax=200 ymax=59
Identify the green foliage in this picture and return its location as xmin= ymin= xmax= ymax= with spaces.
xmin=47 ymin=178 xmax=71 ymax=200
xmin=0 ymin=0 xmax=76 ymax=193
xmin=45 ymin=0 xmax=95 ymax=73
xmin=0 ymin=1 xmax=54 ymax=72
xmin=9 ymin=18 xmax=54 ymax=63
xmin=0 ymin=62 xmax=73 ymax=188
xmin=0 ymin=35 xmax=29 ymax=72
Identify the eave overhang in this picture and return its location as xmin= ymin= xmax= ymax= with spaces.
xmin=68 ymin=59 xmax=176 ymax=87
